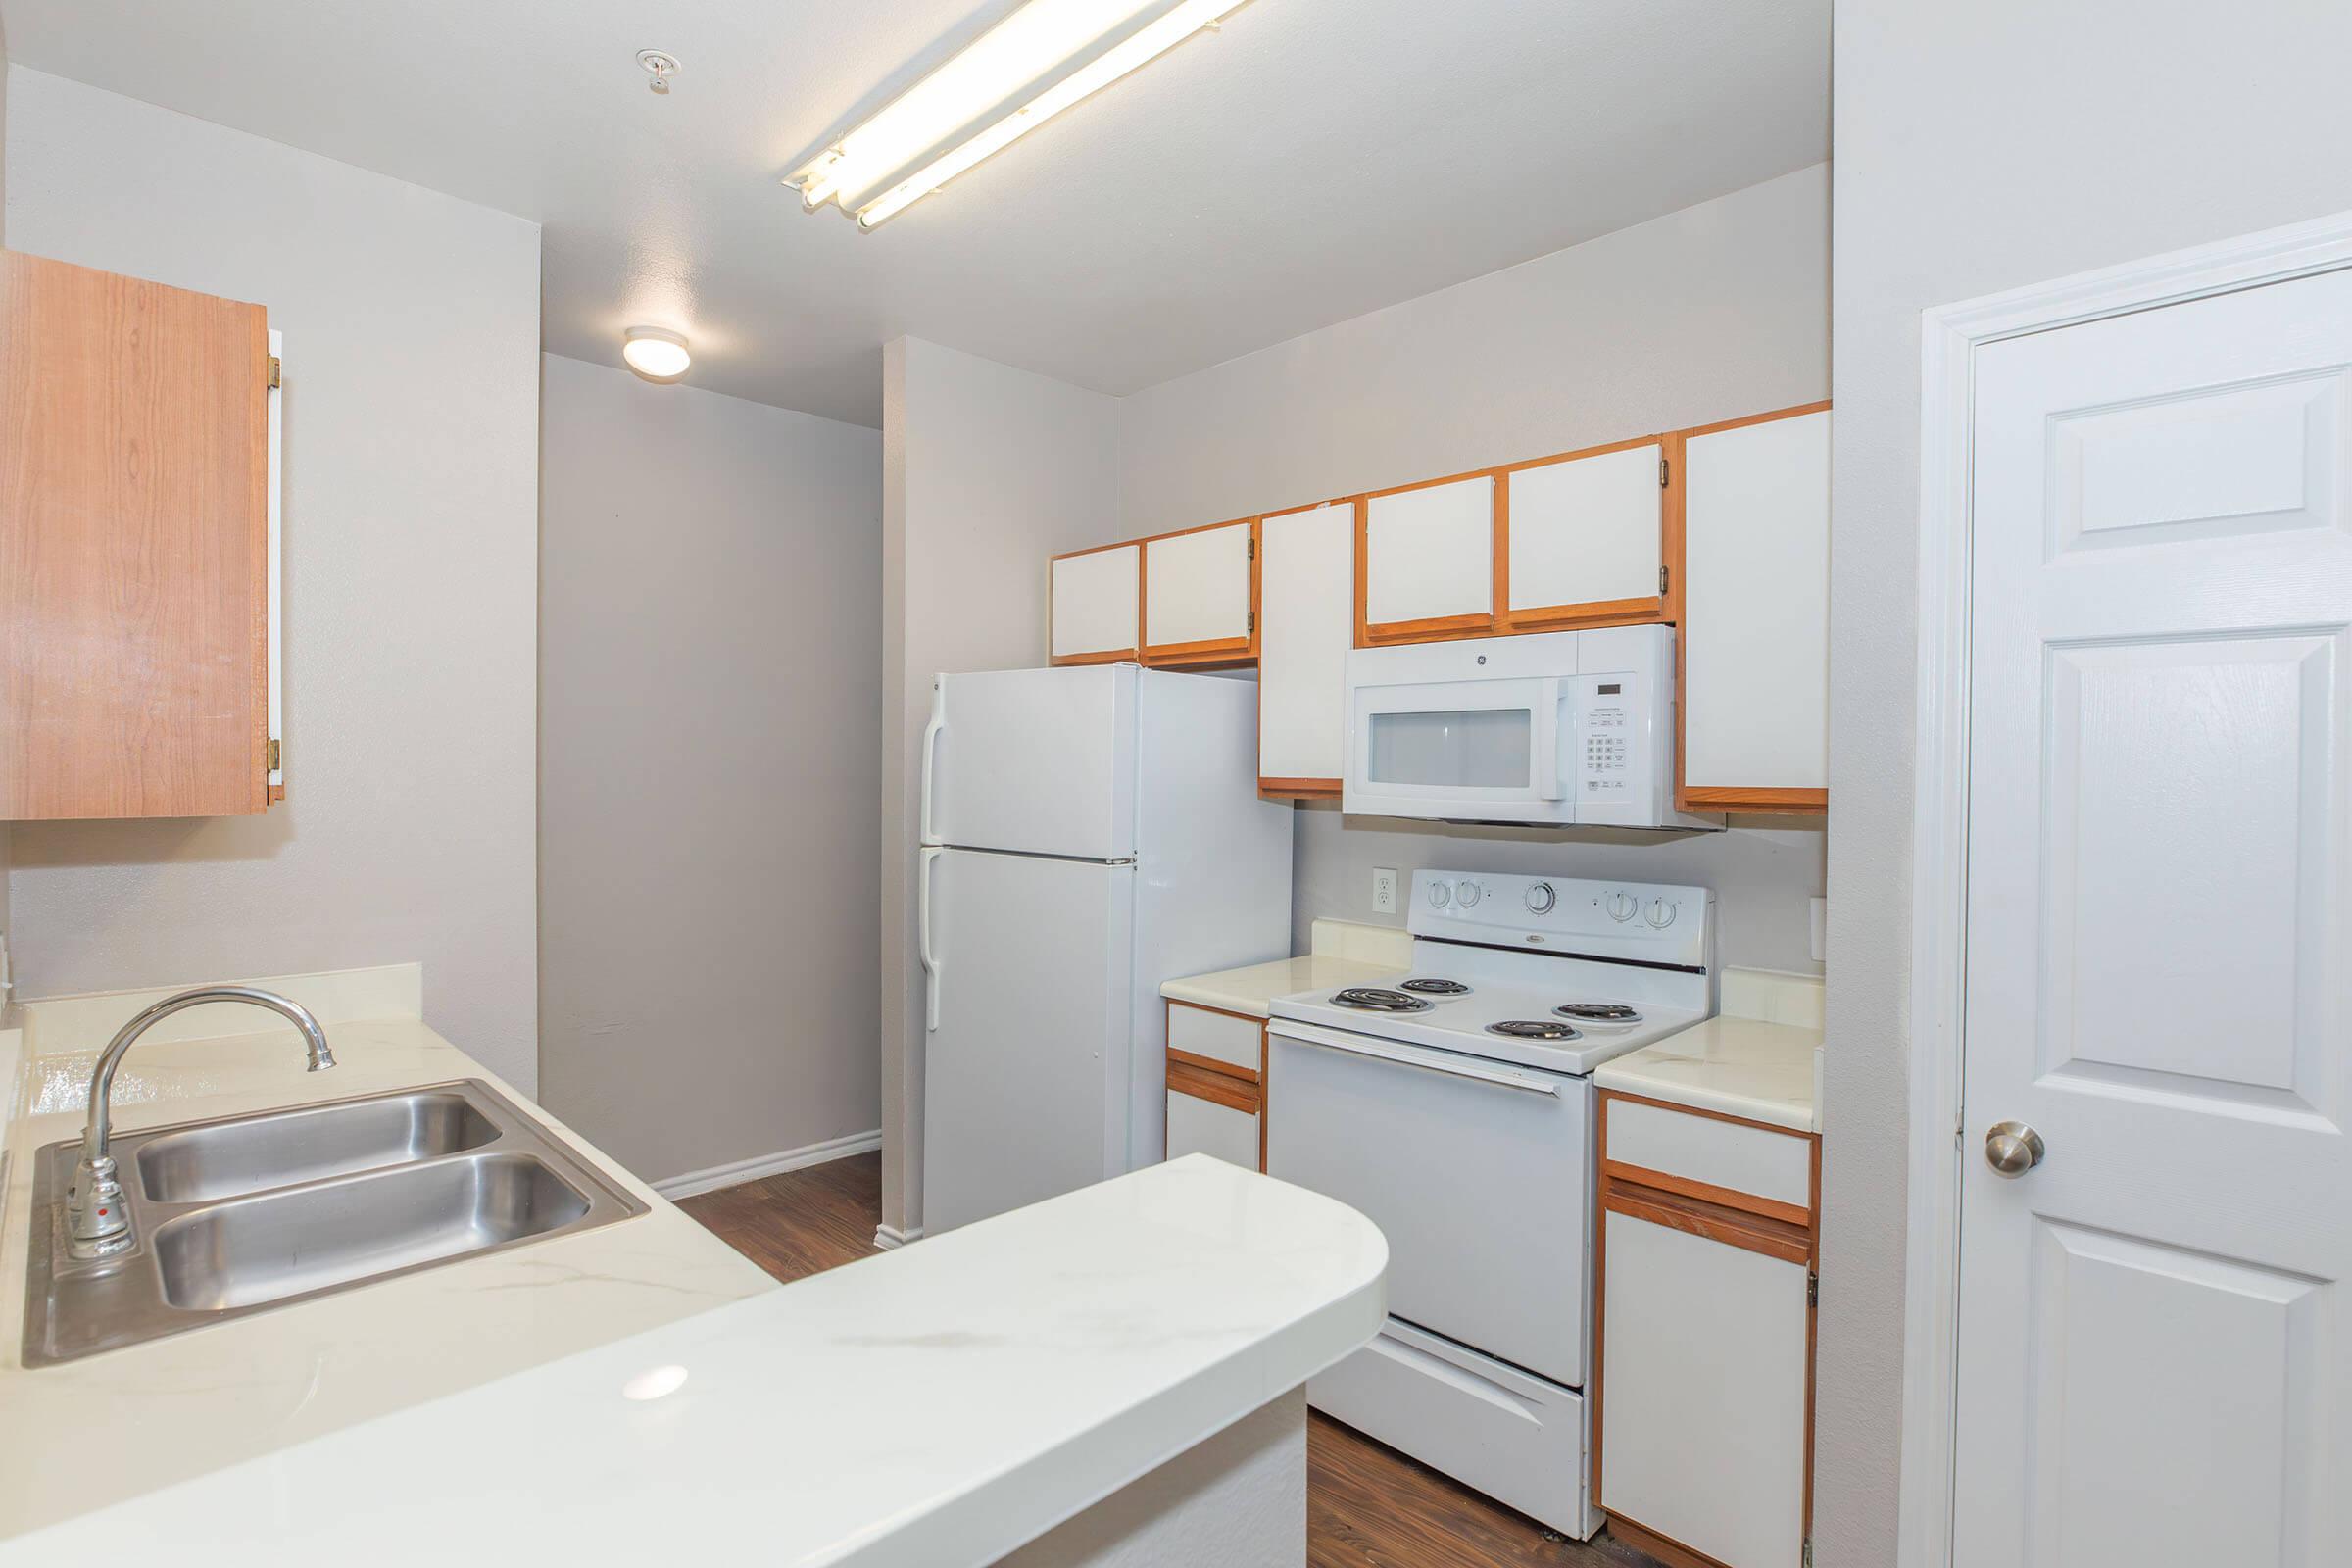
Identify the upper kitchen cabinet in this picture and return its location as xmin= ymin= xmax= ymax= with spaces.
xmin=1141 ymin=517 xmax=1255 ymax=665
xmin=1 ymin=250 xmax=281 ymax=820
xmin=1676 ymin=403 xmax=1831 ymax=813
xmin=1360 ymin=472 xmax=1496 ymax=645
xmin=1049 ymin=540 xmax=1141 ymax=665
xmin=1500 ymin=436 xmax=1671 ymax=633
xmin=1256 ymin=501 xmax=1356 ymax=795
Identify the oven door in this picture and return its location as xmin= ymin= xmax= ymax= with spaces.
xmin=1343 ymin=673 xmax=1575 ymax=823
xmin=1266 ymin=1018 xmax=1592 ymax=1387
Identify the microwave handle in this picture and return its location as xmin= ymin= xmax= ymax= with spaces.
xmin=1532 ymin=678 xmax=1569 ymax=801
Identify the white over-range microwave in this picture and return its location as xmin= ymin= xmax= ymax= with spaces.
xmin=1342 ymin=625 xmax=1722 ymax=830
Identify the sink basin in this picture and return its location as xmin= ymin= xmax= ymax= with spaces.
xmin=154 ymin=1152 xmax=591 ymax=1311
xmin=23 ymin=1079 xmax=647 ymax=1366
xmin=137 ymin=1088 xmax=500 ymax=1203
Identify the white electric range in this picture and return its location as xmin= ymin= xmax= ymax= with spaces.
xmin=1265 ymin=868 xmax=1716 ymax=1541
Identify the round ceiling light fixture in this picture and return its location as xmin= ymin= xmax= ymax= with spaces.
xmin=621 ymin=326 xmax=691 ymax=382
xmin=636 ymin=50 xmax=681 ymax=94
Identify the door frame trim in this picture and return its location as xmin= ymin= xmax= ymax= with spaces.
xmin=1897 ymin=204 xmax=2352 ymax=1568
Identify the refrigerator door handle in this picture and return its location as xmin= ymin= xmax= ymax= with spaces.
xmin=919 ymin=682 xmax=946 ymax=845
xmin=918 ymin=845 xmax=943 ymax=1031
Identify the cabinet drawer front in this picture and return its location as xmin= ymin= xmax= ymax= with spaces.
xmin=1144 ymin=522 xmax=1251 ymax=651
xmin=1365 ymin=475 xmax=1494 ymax=627
xmin=1167 ymin=1003 xmax=1261 ymax=1075
xmin=1604 ymin=1096 xmax=1811 ymax=1213
xmin=1166 ymin=1089 xmax=1259 ymax=1169
xmin=1506 ymin=442 xmax=1662 ymax=614
xmin=1051 ymin=545 xmax=1140 ymax=660
xmin=1600 ymin=1208 xmax=1809 ymax=1568
xmin=1311 ymin=1316 xmax=1591 ymax=1541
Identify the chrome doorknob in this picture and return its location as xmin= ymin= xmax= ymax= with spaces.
xmin=1984 ymin=1120 xmax=2045 ymax=1178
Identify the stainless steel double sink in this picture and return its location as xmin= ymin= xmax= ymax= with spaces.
xmin=23 ymin=1079 xmax=647 ymax=1366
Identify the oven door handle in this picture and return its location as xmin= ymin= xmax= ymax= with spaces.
xmin=1269 ymin=1020 xmax=1562 ymax=1096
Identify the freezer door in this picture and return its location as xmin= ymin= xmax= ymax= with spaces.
xmin=921 ymin=847 xmax=1137 ymax=1233
xmin=926 ymin=665 xmax=1137 ymax=859
xmin=1267 ymin=1020 xmax=1593 ymax=1386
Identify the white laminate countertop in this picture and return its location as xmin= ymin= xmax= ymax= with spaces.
xmin=1162 ymin=954 xmax=1397 ymax=1018
xmin=1592 ymin=1013 xmax=1825 ymax=1133
xmin=1160 ymin=919 xmax=1417 ymax=1018
xmin=3 ymin=1155 xmax=1388 ymax=1567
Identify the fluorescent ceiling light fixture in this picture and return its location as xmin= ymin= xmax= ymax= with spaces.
xmin=788 ymin=0 xmax=1250 ymax=230
xmin=621 ymin=326 xmax=692 ymax=382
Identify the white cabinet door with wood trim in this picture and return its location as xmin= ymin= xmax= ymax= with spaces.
xmin=1166 ymin=1088 xmax=1260 ymax=1169
xmin=1679 ymin=405 xmax=1830 ymax=812
xmin=1362 ymin=474 xmax=1494 ymax=641
xmin=1049 ymin=542 xmax=1140 ymax=664
xmin=1257 ymin=502 xmax=1355 ymax=790
xmin=1503 ymin=441 xmax=1663 ymax=630
xmin=1600 ymin=1207 xmax=1810 ymax=1568
xmin=1142 ymin=519 xmax=1252 ymax=663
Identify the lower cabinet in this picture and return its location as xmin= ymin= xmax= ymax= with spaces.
xmin=1596 ymin=1092 xmax=1818 ymax=1568
xmin=1164 ymin=1001 xmax=1265 ymax=1171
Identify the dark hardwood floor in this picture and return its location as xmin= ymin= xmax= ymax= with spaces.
xmin=678 ymin=1152 xmax=1657 ymax=1568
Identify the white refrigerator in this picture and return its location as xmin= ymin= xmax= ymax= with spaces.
xmin=918 ymin=663 xmax=1293 ymax=1233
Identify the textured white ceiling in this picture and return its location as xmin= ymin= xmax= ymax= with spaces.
xmin=0 ymin=0 xmax=1828 ymax=426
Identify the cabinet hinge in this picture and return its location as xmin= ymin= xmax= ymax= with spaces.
xmin=1802 ymin=1539 xmax=1814 ymax=1568
xmin=1659 ymin=565 xmax=1669 ymax=595
xmin=267 ymin=355 xmax=282 ymax=390
xmin=267 ymin=737 xmax=281 ymax=773
xmin=1659 ymin=454 xmax=1670 ymax=487
xmin=1247 ymin=610 xmax=1256 ymax=634
xmin=1807 ymin=1268 xmax=1819 ymax=1308
xmin=1247 ymin=535 xmax=1256 ymax=562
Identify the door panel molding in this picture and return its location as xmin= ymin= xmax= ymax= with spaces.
xmin=1899 ymin=204 xmax=2352 ymax=1568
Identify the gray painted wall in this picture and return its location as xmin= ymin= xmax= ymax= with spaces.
xmin=1818 ymin=4 xmax=2352 ymax=1563
xmin=537 ymin=353 xmax=883 ymax=1184
xmin=880 ymin=338 xmax=1124 ymax=1237
xmin=1 ymin=70 xmax=543 ymax=1088
xmin=1116 ymin=166 xmax=1833 ymax=977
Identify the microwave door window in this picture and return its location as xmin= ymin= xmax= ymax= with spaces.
xmin=1365 ymin=709 xmax=1534 ymax=788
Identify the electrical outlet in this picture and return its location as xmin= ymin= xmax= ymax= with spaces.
xmin=1810 ymin=897 xmax=1828 ymax=963
xmin=1371 ymin=866 xmax=1399 ymax=915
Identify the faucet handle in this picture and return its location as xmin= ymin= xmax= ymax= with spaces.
xmin=67 ymin=1153 xmax=134 ymax=1260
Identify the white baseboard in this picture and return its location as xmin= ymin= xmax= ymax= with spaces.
xmin=873 ymin=1222 xmax=924 ymax=1250
xmin=652 ymin=1128 xmax=882 ymax=1200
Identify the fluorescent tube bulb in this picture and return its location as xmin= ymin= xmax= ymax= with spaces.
xmin=788 ymin=0 xmax=1246 ymax=229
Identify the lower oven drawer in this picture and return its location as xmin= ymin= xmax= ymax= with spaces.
xmin=1267 ymin=1019 xmax=1592 ymax=1386
xmin=1312 ymin=1316 xmax=1595 ymax=1540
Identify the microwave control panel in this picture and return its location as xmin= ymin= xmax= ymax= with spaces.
xmin=1570 ymin=672 xmax=1642 ymax=801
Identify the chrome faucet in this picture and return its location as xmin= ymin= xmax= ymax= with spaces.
xmin=67 ymin=986 xmax=336 ymax=1259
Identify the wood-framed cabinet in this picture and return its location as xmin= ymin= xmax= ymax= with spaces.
xmin=1594 ymin=1091 xmax=1819 ymax=1568
xmin=1163 ymin=1000 xmax=1266 ymax=1171
xmin=1358 ymin=472 xmax=1497 ymax=644
xmin=1674 ymin=402 xmax=1831 ymax=814
xmin=1256 ymin=500 xmax=1355 ymax=797
xmin=1049 ymin=540 xmax=1142 ymax=664
xmin=1 ymin=249 xmax=284 ymax=820
xmin=1499 ymin=434 xmax=1676 ymax=633
xmin=1142 ymin=516 xmax=1256 ymax=666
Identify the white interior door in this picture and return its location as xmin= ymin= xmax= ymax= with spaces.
xmin=921 ymin=848 xmax=1135 ymax=1234
xmin=1954 ymin=267 xmax=2352 ymax=1565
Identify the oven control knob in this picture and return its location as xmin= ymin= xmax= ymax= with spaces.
xmin=1428 ymin=881 xmax=1450 ymax=909
xmin=1526 ymin=881 xmax=1556 ymax=914
xmin=1454 ymin=880 xmax=1482 ymax=909
xmin=1645 ymin=898 xmax=1677 ymax=929
xmin=1606 ymin=892 xmax=1639 ymax=923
